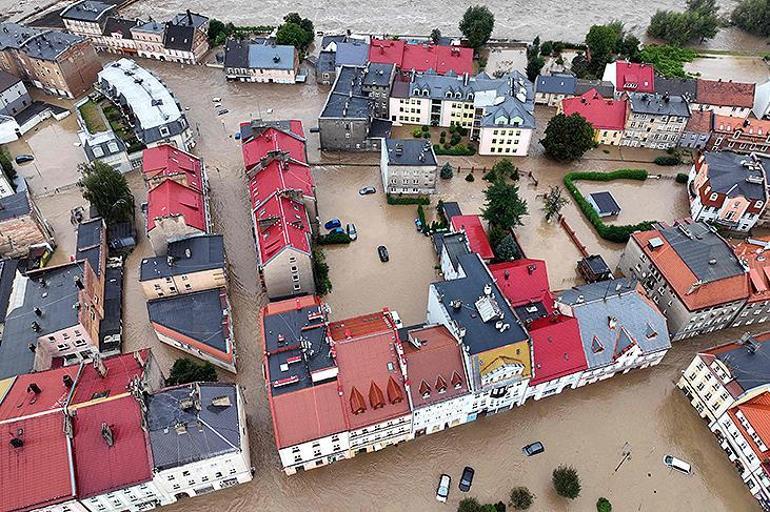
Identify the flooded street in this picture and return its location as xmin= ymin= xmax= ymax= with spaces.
xmin=15 ymin=59 xmax=761 ymax=511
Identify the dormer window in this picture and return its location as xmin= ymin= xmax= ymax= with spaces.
xmin=445 ymin=91 xmax=452 ymax=98
xmin=454 ymin=91 xmax=461 ymax=99
xmin=467 ymin=93 xmax=474 ymax=100
xmin=422 ymin=88 xmax=429 ymax=96
xmin=710 ymin=193 xmax=718 ymax=201
xmin=757 ymin=201 xmax=764 ymax=208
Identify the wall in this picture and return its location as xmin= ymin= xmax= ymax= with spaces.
xmin=478 ymin=126 xmax=533 ymax=156
xmin=278 ymin=431 xmax=351 ymax=475
xmin=147 ymin=217 xmax=204 ymax=255
xmin=0 ymin=80 xmax=31 ymax=117
xmin=261 ymin=247 xmax=315 ymax=300
xmin=141 ymin=267 xmax=226 ymax=299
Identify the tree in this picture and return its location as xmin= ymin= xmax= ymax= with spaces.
xmin=482 ymin=180 xmax=528 ymax=228
xmin=440 ymin=162 xmax=454 ymax=179
xmin=493 ymin=503 xmax=507 ymax=512
xmin=79 ymin=160 xmax=135 ymax=225
xmin=542 ymin=186 xmax=569 ymax=222
xmin=276 ymin=22 xmax=312 ymax=51
xmin=541 ymin=113 xmax=596 ymax=162
xmin=485 ymin=158 xmax=519 ymax=182
xmin=312 ymin=247 xmax=332 ymax=295
xmin=495 ymin=234 xmax=520 ymax=261
xmin=596 ymin=497 xmax=612 ymax=512
xmin=552 ymin=465 xmax=581 ymax=500
xmin=207 ymin=18 xmax=226 ymax=43
xmin=458 ymin=498 xmax=482 ymax=512
xmin=167 ymin=358 xmax=219 ymax=385
xmin=647 ymin=0 xmax=720 ymax=45
xmin=585 ymin=24 xmax=621 ymax=66
xmin=459 ymin=5 xmax=495 ymax=49
xmin=431 ymin=28 xmax=442 ymax=43
xmin=731 ymin=0 xmax=770 ymax=37
xmin=639 ymin=44 xmax=696 ymax=78
xmin=509 ymin=487 xmax=534 ymax=510
xmin=526 ymin=55 xmax=545 ymax=82
xmin=283 ymin=12 xmax=314 ymax=36
xmin=0 ymin=148 xmax=17 ymax=187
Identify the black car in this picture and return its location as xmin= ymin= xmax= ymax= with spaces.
xmin=459 ymin=466 xmax=474 ymax=492
xmin=377 ymin=245 xmax=389 ymax=262
xmin=522 ymin=441 xmax=545 ymax=456
xmin=14 ymin=154 xmax=34 ymax=164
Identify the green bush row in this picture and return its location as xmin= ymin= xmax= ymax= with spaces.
xmin=433 ymin=144 xmax=476 ymax=156
xmin=386 ymin=194 xmax=430 ymax=205
xmin=317 ymin=231 xmax=351 ymax=244
xmin=563 ymin=169 xmax=656 ymax=244
xmin=654 ymin=155 xmax=682 ymax=166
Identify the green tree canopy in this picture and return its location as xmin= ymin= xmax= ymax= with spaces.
xmin=79 ymin=160 xmax=135 ymax=225
xmin=596 ymin=497 xmax=612 ymax=512
xmin=731 ymin=0 xmax=770 ymax=37
xmin=167 ymin=358 xmax=219 ymax=385
xmin=585 ymin=23 xmax=622 ymax=65
xmin=276 ymin=22 xmax=312 ymax=50
xmin=552 ymin=465 xmax=581 ymax=500
xmin=541 ymin=113 xmax=596 ymax=162
xmin=639 ymin=44 xmax=696 ymax=78
xmin=431 ymin=28 xmax=442 ymax=43
xmin=459 ymin=5 xmax=495 ymax=49
xmin=482 ymin=180 xmax=528 ymax=229
xmin=542 ymin=185 xmax=569 ymax=222
xmin=458 ymin=498 xmax=483 ymax=512
xmin=509 ymin=486 xmax=534 ymax=510
xmin=494 ymin=234 xmax=520 ymax=261
xmin=647 ymin=0 xmax=720 ymax=45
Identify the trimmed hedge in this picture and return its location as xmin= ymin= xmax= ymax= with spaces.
xmin=564 ymin=169 xmax=656 ymax=244
xmin=317 ymin=231 xmax=351 ymax=244
xmin=387 ymin=194 xmax=430 ymax=205
xmin=654 ymin=155 xmax=681 ymax=166
xmin=675 ymin=172 xmax=688 ymax=184
xmin=433 ymin=144 xmax=476 ymax=156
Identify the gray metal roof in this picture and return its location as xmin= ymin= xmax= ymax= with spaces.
xmin=703 ymin=151 xmax=767 ymax=200
xmin=439 ymin=231 xmax=470 ymax=270
xmin=320 ymin=34 xmax=347 ymax=50
xmin=245 ymin=41 xmax=296 ymax=70
xmin=0 ymin=259 xmax=18 ymax=324
xmin=146 ymin=383 xmax=241 ymax=471
xmin=319 ymin=65 xmax=372 ymax=120
xmin=0 ymin=191 xmax=31 ymax=221
xmin=76 ymin=218 xmax=104 ymax=277
xmin=363 ymin=63 xmax=395 ymax=88
xmin=83 ymin=130 xmax=127 ymax=162
xmin=628 ymin=92 xmax=690 ymax=117
xmin=715 ymin=341 xmax=770 ymax=393
xmin=659 ymin=222 xmax=745 ymax=284
xmin=140 ymin=234 xmax=224 ymax=281
xmin=103 ymin=17 xmax=137 ymax=39
xmin=0 ymin=23 xmax=42 ymax=51
xmin=61 ymin=0 xmax=114 ymax=22
xmin=99 ymin=264 xmax=122 ymax=352
xmin=146 ymin=288 xmax=228 ymax=351
xmin=559 ymin=278 xmax=671 ymax=370
xmin=22 ymin=29 xmax=85 ymax=61
xmin=162 ymin=23 xmax=194 ymax=52
xmin=654 ymin=76 xmax=697 ymax=102
xmin=575 ymin=79 xmax=614 ymax=98
xmin=588 ymin=191 xmax=621 ymax=215
xmin=440 ymin=201 xmax=462 ymax=220
xmin=262 ymin=302 xmax=334 ymax=396
xmin=536 ymin=73 xmax=576 ymax=95
xmin=431 ymin=253 xmax=528 ymax=355
xmin=385 ymin=138 xmax=436 ymax=166
xmin=131 ymin=20 xmax=164 ymax=34
xmin=170 ymin=11 xmax=208 ymax=29
xmin=334 ymin=40 xmax=369 ymax=67
xmin=0 ymin=70 xmax=21 ymax=92
xmin=317 ymin=50 xmax=336 ymax=73
xmin=0 ymin=263 xmax=87 ymax=379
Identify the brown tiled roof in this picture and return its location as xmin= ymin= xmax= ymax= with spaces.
xmin=685 ymin=109 xmax=713 ymax=133
xmin=697 ymin=79 xmax=756 ymax=108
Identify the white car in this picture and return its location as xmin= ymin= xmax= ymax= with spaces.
xmin=663 ymin=455 xmax=692 ymax=475
xmin=436 ymin=474 xmax=451 ymax=502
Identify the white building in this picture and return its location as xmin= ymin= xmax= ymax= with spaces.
xmin=380 ymin=138 xmax=437 ymax=195
xmin=224 ymin=39 xmax=299 ymax=84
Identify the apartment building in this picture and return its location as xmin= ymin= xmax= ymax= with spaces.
xmin=224 ymin=39 xmax=299 ymax=84
xmin=380 ymin=138 xmax=437 ymax=195
xmin=368 ymin=38 xmax=473 ymax=77
xmin=692 ymin=78 xmax=756 ymax=119
xmin=0 ymin=69 xmax=31 ymax=117
xmin=687 ymin=151 xmax=768 ymax=232
xmin=602 ymin=61 xmax=655 ymax=96
xmin=61 ymin=0 xmax=115 ymax=37
xmin=731 ymin=237 xmax=770 ymax=327
xmin=559 ymin=88 xmax=628 ymax=146
xmin=534 ymin=73 xmax=577 ymax=106
xmin=620 ymin=92 xmax=690 ymax=149
xmin=618 ymin=221 xmax=748 ymax=341
xmin=0 ymin=190 xmax=55 ymax=258
xmin=709 ymin=115 xmax=770 ymax=155
xmin=679 ymin=108 xmax=713 ymax=150
xmin=146 ymin=179 xmax=209 ymax=254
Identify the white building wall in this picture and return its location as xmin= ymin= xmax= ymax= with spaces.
xmin=524 ymin=371 xmax=583 ymax=401
xmin=411 ymin=393 xmax=474 ymax=435
xmin=347 ymin=414 xmax=413 ymax=454
xmin=80 ymin=482 xmax=162 ymax=512
xmin=690 ymin=103 xmax=752 ymax=119
xmin=278 ymin=432 xmax=351 ymax=475
xmin=478 ymin=127 xmax=533 ymax=156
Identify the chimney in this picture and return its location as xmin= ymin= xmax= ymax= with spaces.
xmin=74 ymin=276 xmax=84 ymax=290
xmin=93 ymin=356 xmax=108 ymax=378
xmin=9 ymin=437 xmax=23 ymax=449
xmin=101 ymin=423 xmax=115 ymax=447
xmin=31 ymin=321 xmax=40 ymax=332
xmin=33 ymin=307 xmax=42 ymax=317
xmin=63 ymin=374 xmax=74 ymax=388
xmin=186 ymin=9 xmax=192 ymax=25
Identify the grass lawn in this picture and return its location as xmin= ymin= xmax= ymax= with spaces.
xmin=78 ymin=100 xmax=107 ymax=133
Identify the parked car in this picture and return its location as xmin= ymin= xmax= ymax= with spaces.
xmin=415 ymin=218 xmax=423 ymax=231
xmin=212 ymin=97 xmax=222 ymax=102
xmin=459 ymin=466 xmax=474 ymax=492
xmin=14 ymin=154 xmax=34 ymax=164
xmin=522 ymin=441 xmax=545 ymax=456
xmin=377 ymin=245 xmax=389 ymax=262
xmin=346 ymin=223 xmax=357 ymax=241
xmin=359 ymin=186 xmax=376 ymax=195
xmin=217 ymin=108 xmax=229 ymax=116
xmin=435 ymin=474 xmax=451 ymax=502
xmin=663 ymin=455 xmax=692 ymax=475
xmin=330 ymin=227 xmax=346 ymax=235
xmin=324 ymin=218 xmax=342 ymax=230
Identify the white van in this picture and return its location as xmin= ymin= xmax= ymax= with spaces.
xmin=663 ymin=455 xmax=693 ymax=475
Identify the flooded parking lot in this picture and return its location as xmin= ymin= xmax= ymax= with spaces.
xmin=12 ymin=58 xmax=761 ymax=512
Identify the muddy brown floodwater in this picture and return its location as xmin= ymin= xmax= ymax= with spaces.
xmin=26 ymin=60 xmax=764 ymax=511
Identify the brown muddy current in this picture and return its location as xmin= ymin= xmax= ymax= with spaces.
xmin=26 ymin=58 xmax=767 ymax=512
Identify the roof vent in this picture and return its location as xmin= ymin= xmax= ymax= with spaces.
xmin=31 ymin=321 xmax=40 ymax=332
xmin=63 ymin=374 xmax=74 ymax=388
xmin=9 ymin=437 xmax=23 ymax=449
xmin=450 ymin=299 xmax=462 ymax=310
xmin=708 ymin=258 xmax=717 ymax=265
xmin=184 ymin=248 xmax=192 ymax=258
xmin=33 ymin=307 xmax=42 ymax=317
xmin=101 ymin=423 xmax=115 ymax=447
xmin=74 ymin=276 xmax=84 ymax=290
xmin=174 ymin=422 xmax=188 ymax=434
xmin=27 ymin=383 xmax=41 ymax=394
xmin=211 ymin=395 xmax=232 ymax=407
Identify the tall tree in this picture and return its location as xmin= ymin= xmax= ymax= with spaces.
xmin=731 ymin=0 xmax=770 ymax=37
xmin=552 ymin=465 xmax=581 ymax=500
xmin=482 ymin=180 xmax=528 ymax=229
xmin=647 ymin=0 xmax=720 ymax=45
xmin=459 ymin=5 xmax=495 ymax=50
xmin=540 ymin=113 xmax=596 ymax=162
xmin=79 ymin=161 xmax=135 ymax=225
xmin=430 ymin=28 xmax=442 ymax=43
xmin=167 ymin=358 xmax=219 ymax=385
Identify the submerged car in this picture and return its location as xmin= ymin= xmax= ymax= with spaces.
xmin=359 ymin=186 xmax=376 ymax=195
xmin=459 ymin=466 xmax=474 ymax=492
xmin=522 ymin=441 xmax=545 ymax=456
xmin=436 ymin=474 xmax=451 ymax=503
xmin=663 ymin=455 xmax=692 ymax=475
xmin=324 ymin=218 xmax=342 ymax=230
xmin=346 ymin=223 xmax=357 ymax=240
xmin=14 ymin=154 xmax=34 ymax=164
xmin=377 ymin=245 xmax=389 ymax=262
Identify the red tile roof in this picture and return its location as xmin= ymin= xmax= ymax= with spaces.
xmin=402 ymin=325 xmax=469 ymax=409
xmin=0 ymin=413 xmax=74 ymax=512
xmin=451 ymin=215 xmax=494 ymax=260
xmin=369 ymin=39 xmax=473 ymax=75
xmin=72 ymin=395 xmax=152 ymax=498
xmin=732 ymin=238 xmax=770 ymax=303
xmin=330 ymin=312 xmax=410 ymax=430
xmin=253 ymin=193 xmax=311 ymax=265
xmin=685 ymin=109 xmax=713 ymax=133
xmin=727 ymin=391 xmax=770 ymax=464
xmin=561 ymin=89 xmax=628 ymax=131
xmin=247 ymin=159 xmax=314 ymax=210
xmin=632 ymin=229 xmax=748 ymax=310
xmin=713 ymin=115 xmax=770 ymax=138
xmin=490 ymin=259 xmax=552 ymax=311
xmin=528 ymin=315 xmax=587 ymax=386
xmin=141 ymin=144 xmax=203 ymax=192
xmin=241 ymin=125 xmax=307 ymax=171
xmin=146 ymin=179 xmax=207 ymax=233
xmin=697 ymin=79 xmax=756 ymax=108
xmin=70 ymin=351 xmax=148 ymax=407
xmin=0 ymin=367 xmax=78 ymax=421
xmin=269 ymin=381 xmax=348 ymax=449
xmin=613 ymin=61 xmax=654 ymax=93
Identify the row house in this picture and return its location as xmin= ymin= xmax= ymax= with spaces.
xmin=731 ymin=237 xmax=770 ymax=327
xmin=678 ymin=334 xmax=770 ymax=510
xmin=0 ymin=189 xmax=55 ymax=258
xmin=449 ymin=215 xmax=494 ymax=261
xmin=687 ymin=151 xmax=768 ymax=232
xmin=61 ymin=0 xmax=115 ymax=38
xmin=680 ymin=109 xmax=713 ymax=150
xmin=380 ymin=138 xmax=438 ymax=196
xmin=755 ymin=79 xmax=770 ymax=120
xmin=318 ymin=65 xmax=392 ymax=152
xmin=618 ymin=221 xmax=749 ymax=341
xmin=0 ymin=22 xmax=100 ymax=98
xmin=224 ymin=39 xmax=299 ymax=84
xmin=97 ymin=59 xmax=195 ymax=151
xmin=368 ymin=38 xmax=473 ymax=77
xmin=240 ymin=120 xmax=316 ymax=300
xmin=602 ymin=61 xmax=655 ymax=96
xmin=434 ymin=230 xmax=471 ymax=280
xmin=535 ymin=72 xmax=614 ymax=106
xmin=620 ymin=92 xmax=690 ymax=149
xmin=0 ymin=352 xmax=251 ymax=512
xmin=709 ymin=115 xmax=770 ymax=155
xmin=691 ymin=79 xmax=756 ymax=119
xmin=559 ymin=88 xmax=628 ymax=146
xmin=389 ymin=71 xmax=536 ymax=156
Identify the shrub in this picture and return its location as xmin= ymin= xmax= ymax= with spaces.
xmin=434 ymin=144 xmax=475 ymax=156
xmin=167 ymin=358 xmax=218 ymax=385
xmin=457 ymin=126 xmax=469 ymax=136
xmin=563 ymin=169 xmax=655 ymax=243
xmin=495 ymin=234 xmax=521 ymax=261
xmin=675 ymin=172 xmax=688 ymax=183
xmin=387 ymin=194 xmax=430 ymax=205
xmin=458 ymin=498 xmax=482 ymax=512
xmin=312 ymin=247 xmax=332 ymax=295
xmin=417 ymin=204 xmax=427 ymax=229
xmin=440 ymin=163 xmax=454 ymax=179
xmin=440 ymin=131 xmax=447 ymax=137
xmin=552 ymin=465 xmax=581 ymax=500
xmin=494 ymin=502 xmax=507 ymax=512
xmin=596 ymin=497 xmax=612 ymax=512
xmin=412 ymin=128 xmax=423 ymax=138
xmin=509 ymin=486 xmax=534 ymax=510
xmin=421 ymin=125 xmax=429 ymax=132
xmin=654 ymin=155 xmax=682 ymax=166
xmin=465 ymin=173 xmax=475 ymax=182
xmin=422 ymin=132 xmax=431 ymax=139
xmin=317 ymin=231 xmax=352 ymax=244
